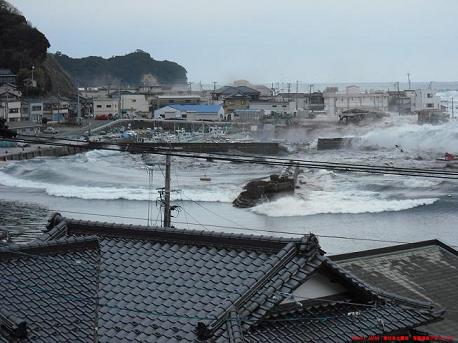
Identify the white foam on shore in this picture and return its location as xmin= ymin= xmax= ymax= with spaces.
xmin=251 ymin=192 xmax=438 ymax=217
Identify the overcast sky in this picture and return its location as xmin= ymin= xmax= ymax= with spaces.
xmin=10 ymin=0 xmax=458 ymax=84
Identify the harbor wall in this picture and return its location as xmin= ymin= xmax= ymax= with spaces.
xmin=317 ymin=137 xmax=353 ymax=150
xmin=120 ymin=142 xmax=284 ymax=155
xmin=0 ymin=145 xmax=86 ymax=162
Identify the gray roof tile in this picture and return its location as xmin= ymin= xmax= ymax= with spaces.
xmin=0 ymin=219 xmax=445 ymax=342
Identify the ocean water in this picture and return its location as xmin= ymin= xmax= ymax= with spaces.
xmin=1 ymin=116 xmax=458 ymax=254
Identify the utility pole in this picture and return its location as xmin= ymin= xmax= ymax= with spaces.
xmin=295 ymin=80 xmax=299 ymax=110
xmin=77 ymin=80 xmax=81 ymax=124
xmin=452 ymin=97 xmax=455 ymax=118
xmin=163 ymin=154 xmax=172 ymax=228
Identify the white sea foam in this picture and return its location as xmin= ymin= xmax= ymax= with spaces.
xmin=0 ymin=171 xmax=236 ymax=202
xmin=251 ymin=192 xmax=438 ymax=217
xmin=355 ymin=121 xmax=458 ymax=154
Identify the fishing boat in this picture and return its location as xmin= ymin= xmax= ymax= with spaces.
xmin=200 ymin=175 xmax=211 ymax=182
xmin=233 ymin=166 xmax=300 ymax=208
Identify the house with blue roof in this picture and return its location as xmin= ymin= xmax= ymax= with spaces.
xmin=154 ymin=103 xmax=224 ymax=121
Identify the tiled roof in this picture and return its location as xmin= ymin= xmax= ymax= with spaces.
xmin=213 ymin=86 xmax=260 ymax=98
xmin=332 ymin=240 xmax=458 ymax=336
xmin=0 ymin=237 xmax=99 ymax=342
xmin=38 ymin=219 xmax=327 ymax=342
xmin=0 ymin=218 xmax=445 ymax=342
xmin=244 ymin=301 xmax=442 ymax=343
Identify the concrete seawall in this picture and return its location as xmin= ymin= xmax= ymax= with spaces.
xmin=0 ymin=145 xmax=86 ymax=162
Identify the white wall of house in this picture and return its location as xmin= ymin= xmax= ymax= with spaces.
xmin=281 ymin=271 xmax=347 ymax=304
xmin=186 ymin=111 xmax=221 ymax=121
xmin=250 ymin=101 xmax=296 ymax=115
xmin=324 ymin=87 xmax=389 ymax=115
xmin=1 ymin=101 xmax=22 ymax=122
xmin=25 ymin=102 xmax=44 ymax=123
xmin=94 ymin=98 xmax=119 ymax=116
xmin=406 ymin=89 xmax=441 ymax=112
xmin=154 ymin=106 xmax=183 ymax=119
xmin=121 ymin=94 xmax=149 ymax=115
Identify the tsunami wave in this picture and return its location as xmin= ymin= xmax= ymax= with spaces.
xmin=0 ymin=171 xmax=238 ymax=202
xmin=250 ymin=193 xmax=439 ymax=217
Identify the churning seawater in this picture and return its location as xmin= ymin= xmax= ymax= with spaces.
xmin=1 ymin=118 xmax=458 ymax=254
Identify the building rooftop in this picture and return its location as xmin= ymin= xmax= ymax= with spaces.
xmin=158 ymin=95 xmax=201 ymax=99
xmin=213 ymin=86 xmax=260 ymax=99
xmin=0 ymin=69 xmax=15 ymax=76
xmin=0 ymin=217 xmax=445 ymax=342
xmin=169 ymin=104 xmax=222 ymax=113
xmin=332 ymin=239 xmax=458 ymax=336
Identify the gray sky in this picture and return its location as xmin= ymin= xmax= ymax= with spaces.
xmin=10 ymin=0 xmax=458 ymax=83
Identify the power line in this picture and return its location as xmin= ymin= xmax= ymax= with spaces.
xmin=5 ymin=135 xmax=458 ymax=179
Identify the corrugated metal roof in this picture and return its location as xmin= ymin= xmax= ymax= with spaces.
xmin=169 ymin=104 xmax=222 ymax=113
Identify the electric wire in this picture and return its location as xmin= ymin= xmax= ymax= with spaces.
xmin=4 ymin=135 xmax=458 ymax=179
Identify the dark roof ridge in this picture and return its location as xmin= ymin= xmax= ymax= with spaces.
xmin=0 ymin=310 xmax=27 ymax=340
xmin=210 ymin=235 xmax=323 ymax=338
xmin=63 ymin=218 xmax=304 ymax=252
xmin=330 ymin=239 xmax=458 ymax=261
xmin=208 ymin=242 xmax=299 ymax=335
xmin=0 ymin=236 xmax=99 ymax=260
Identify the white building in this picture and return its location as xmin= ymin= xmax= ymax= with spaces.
xmin=249 ymin=101 xmax=296 ymax=115
xmin=154 ymin=104 xmax=224 ymax=121
xmin=22 ymin=99 xmax=44 ymax=123
xmin=323 ymin=86 xmax=389 ymax=115
xmin=0 ymin=86 xmax=22 ymax=122
xmin=93 ymin=98 xmax=119 ymax=118
xmin=233 ymin=109 xmax=264 ymax=122
xmin=119 ymin=92 xmax=149 ymax=117
xmin=405 ymin=89 xmax=441 ymax=112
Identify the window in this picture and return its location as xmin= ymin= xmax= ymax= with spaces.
xmin=185 ymin=99 xmax=191 ymax=103
xmin=106 ymin=105 xmax=112 ymax=108
xmin=96 ymin=105 xmax=102 ymax=108
xmin=132 ymin=99 xmax=136 ymax=102
xmin=272 ymin=105 xmax=277 ymax=108
xmin=427 ymin=93 xmax=433 ymax=98
xmin=32 ymin=105 xmax=42 ymax=111
xmin=426 ymin=103 xmax=434 ymax=108
xmin=9 ymin=108 xmax=19 ymax=113
xmin=169 ymin=100 xmax=174 ymax=103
